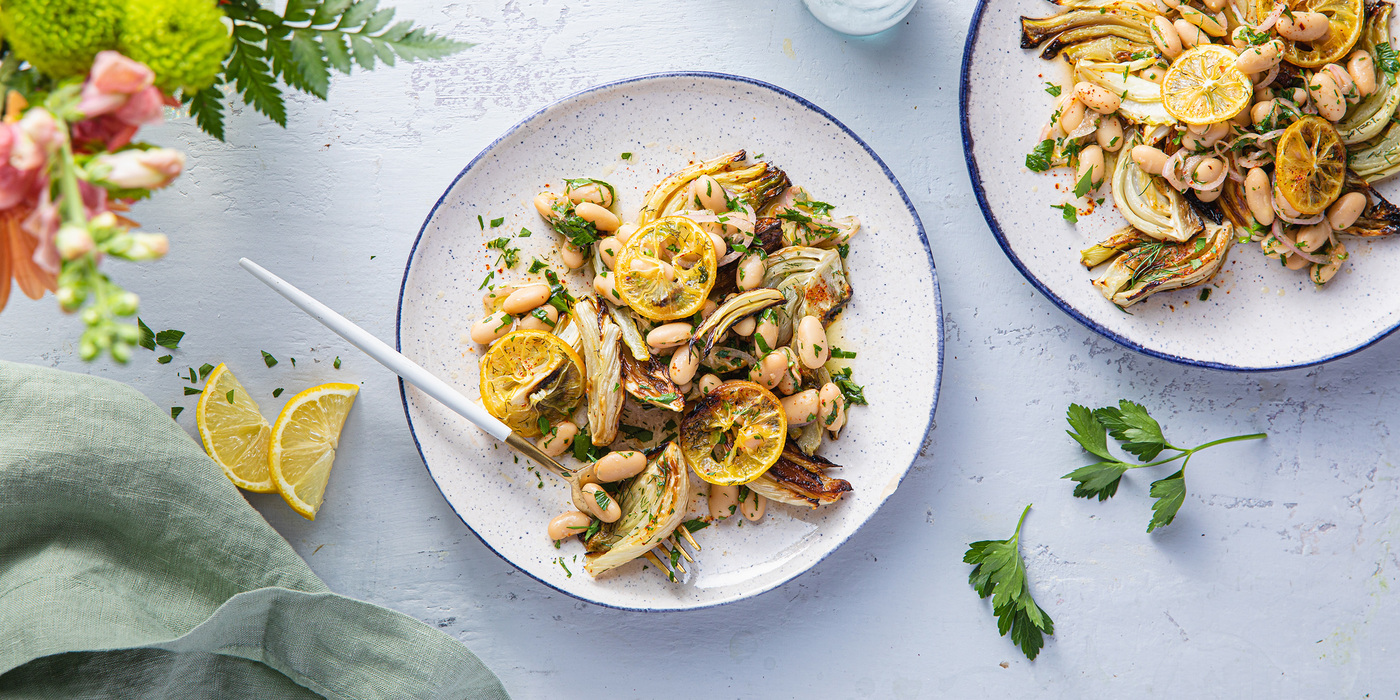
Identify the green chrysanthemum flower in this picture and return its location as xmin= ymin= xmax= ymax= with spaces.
xmin=0 ymin=0 xmax=123 ymax=79
xmin=118 ymin=0 xmax=231 ymax=94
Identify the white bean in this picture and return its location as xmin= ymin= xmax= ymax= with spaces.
xmin=593 ymin=270 xmax=624 ymax=304
xmin=574 ymin=202 xmax=620 ymax=231
xmin=754 ymin=311 xmax=780 ymax=354
xmin=1277 ymin=11 xmax=1330 ymax=43
xmin=537 ymin=420 xmax=577 ymax=457
xmin=732 ymin=315 xmax=757 ymax=336
xmin=1059 ymin=98 xmax=1087 ymax=134
xmin=1202 ymin=0 xmax=1227 ymax=11
xmin=690 ymin=174 xmax=729 ymax=213
xmin=482 ymin=284 xmax=517 ymax=311
xmin=596 ymin=237 xmax=620 ymax=269
xmin=1075 ymin=82 xmax=1121 ymax=114
xmin=709 ymin=231 xmax=727 ymax=261
xmin=560 ymin=241 xmax=586 ymax=269
xmin=781 ymin=389 xmax=821 ymax=426
xmin=698 ymin=373 xmax=722 ymax=395
xmin=1097 ymin=115 xmax=1124 ymax=152
xmin=748 ymin=350 xmax=786 ymax=390
xmin=533 ymin=192 xmax=562 ymax=220
xmin=794 ymin=316 xmax=829 ymax=369
xmin=646 ymin=322 xmax=692 ymax=352
xmin=1251 ymin=100 xmax=1277 ymax=126
xmin=595 ymin=450 xmax=647 ymax=482
xmin=1174 ymin=19 xmax=1210 ymax=49
xmin=1150 ymin=15 xmax=1183 ymax=59
xmin=1309 ymin=71 xmax=1346 ymax=121
xmin=615 ymin=222 xmax=638 ymax=244
xmin=709 ymin=484 xmax=739 ymax=519
xmin=1348 ymin=50 xmax=1377 ymax=97
xmin=741 ymin=490 xmax=766 ymax=521
xmin=1131 ymin=145 xmax=1169 ymax=175
xmin=1076 ymin=145 xmax=1105 ymax=189
xmin=1140 ymin=65 xmax=1167 ymax=85
xmin=629 ymin=257 xmax=676 ymax=282
xmin=582 ymin=483 xmax=621 ymax=523
xmin=470 ymin=311 xmax=513 ymax=344
xmin=669 ymin=345 xmax=701 ymax=385
xmin=1245 ymin=167 xmax=1275 ymax=227
xmin=502 ymin=283 xmax=550 ymax=315
xmin=1285 ymin=252 xmax=1311 ymax=270
xmin=566 ymin=181 xmax=614 ymax=208
xmin=1328 ymin=192 xmax=1367 ymax=230
xmin=518 ymin=304 xmax=559 ymax=331
xmin=818 ymin=382 xmax=846 ymax=433
xmin=1235 ymin=40 xmax=1283 ymax=74
xmin=547 ymin=510 xmax=592 ymax=541
xmin=738 ymin=253 xmax=766 ymax=291
xmin=776 ymin=347 xmax=801 ymax=395
xmin=1295 ymin=223 xmax=1331 ymax=253
xmin=701 ymin=298 xmax=719 ymax=320
xmin=1312 ymin=243 xmax=1347 ymax=284
xmin=1193 ymin=158 xmax=1224 ymax=187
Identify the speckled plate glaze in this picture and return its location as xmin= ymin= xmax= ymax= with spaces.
xmin=962 ymin=1 xmax=1400 ymax=371
xmin=397 ymin=72 xmax=941 ymax=611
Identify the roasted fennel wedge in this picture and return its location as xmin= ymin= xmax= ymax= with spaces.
xmin=583 ymin=442 xmax=690 ymax=576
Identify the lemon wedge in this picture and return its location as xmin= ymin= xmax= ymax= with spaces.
xmin=1161 ymin=45 xmax=1253 ymax=126
xmin=269 ymin=382 xmax=359 ymax=519
xmin=196 ymin=363 xmax=275 ymax=492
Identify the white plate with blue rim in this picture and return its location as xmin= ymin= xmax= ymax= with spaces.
xmin=962 ymin=1 xmax=1400 ymax=371
xmin=396 ymin=72 xmax=942 ymax=611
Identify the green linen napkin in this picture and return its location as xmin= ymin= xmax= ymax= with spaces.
xmin=0 ymin=360 xmax=509 ymax=699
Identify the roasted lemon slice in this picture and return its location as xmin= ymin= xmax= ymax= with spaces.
xmin=197 ymin=363 xmax=275 ymax=492
xmin=269 ymin=383 xmax=359 ymax=520
xmin=1258 ymin=0 xmax=1362 ymax=68
xmin=680 ymin=380 xmax=787 ymax=485
xmin=1275 ymin=116 xmax=1347 ymax=216
xmin=479 ymin=330 xmax=586 ymax=437
xmin=1162 ymin=45 xmax=1253 ymax=125
xmin=614 ymin=216 xmax=717 ymax=321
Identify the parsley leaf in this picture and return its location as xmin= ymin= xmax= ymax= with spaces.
xmin=137 ymin=318 xmax=156 ymax=350
xmin=1148 ymin=469 xmax=1187 ymax=532
xmin=334 ymin=356 xmax=342 ymax=369
xmin=830 ymin=366 xmax=867 ymax=406
xmin=964 ymin=505 xmax=1054 ymax=661
xmin=1093 ymin=400 xmax=1168 ymax=461
xmin=227 ymin=390 xmax=236 ymax=404
xmin=273 ymin=388 xmax=284 ymax=398
xmin=829 ymin=347 xmax=857 ymax=359
xmin=1065 ymin=404 xmax=1114 ymax=460
xmin=490 ymin=216 xmax=504 ymax=228
xmin=170 ymin=406 xmax=184 ymax=420
xmin=1043 ymin=82 xmax=1061 ymax=96
xmin=199 ymin=363 xmax=215 ymax=380
xmin=262 ymin=350 xmax=278 ymax=368
xmin=1073 ymin=170 xmax=1095 ymax=199
xmin=1378 ymin=43 xmax=1400 ymax=86
xmin=155 ymin=329 xmax=185 ymax=350
xmin=621 ymin=152 xmax=632 ymax=160
xmin=156 ymin=355 xmax=173 ymax=365
xmin=1063 ymin=462 xmax=1130 ymax=501
xmin=1025 ymin=139 xmax=1055 ymax=172
xmin=683 ymin=518 xmax=709 ymax=533
xmin=1051 ymin=203 xmax=1078 ymax=224
xmin=184 ymin=387 xmax=202 ymax=396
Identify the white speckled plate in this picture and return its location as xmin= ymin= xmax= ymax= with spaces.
xmin=397 ymin=73 xmax=941 ymax=610
xmin=962 ymin=1 xmax=1400 ymax=371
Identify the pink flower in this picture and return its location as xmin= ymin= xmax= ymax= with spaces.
xmin=23 ymin=178 xmax=60 ymax=275
xmin=0 ymin=163 xmax=38 ymax=210
xmin=113 ymin=86 xmax=164 ymax=126
xmin=70 ymin=116 xmax=141 ymax=152
xmin=11 ymin=109 xmax=61 ymax=171
xmin=76 ymin=52 xmax=158 ymax=120
xmin=91 ymin=148 xmax=185 ymax=189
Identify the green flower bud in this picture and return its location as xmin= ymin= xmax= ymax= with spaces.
xmin=115 ymin=322 xmax=141 ymax=345
xmin=81 ymin=307 xmax=101 ymax=326
xmin=80 ymin=337 xmax=100 ymax=361
xmin=119 ymin=0 xmax=232 ymax=94
xmin=56 ymin=286 xmax=85 ymax=312
xmin=0 ymin=0 xmax=124 ymax=79
xmin=110 ymin=291 xmax=139 ymax=316
xmin=111 ymin=340 xmax=132 ymax=364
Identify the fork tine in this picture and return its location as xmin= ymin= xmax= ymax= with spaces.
xmin=668 ymin=534 xmax=696 ymax=563
xmin=677 ymin=526 xmax=701 ymax=552
xmin=644 ymin=551 xmax=675 ymax=580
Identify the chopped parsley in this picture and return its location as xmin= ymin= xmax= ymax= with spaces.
xmin=830 ymin=347 xmax=857 ymax=359
xmin=831 ymin=366 xmax=867 ymax=406
xmin=1378 ymin=43 xmax=1399 ymax=86
xmin=1025 ymin=139 xmax=1055 ymax=172
xmin=170 ymin=407 xmax=183 ymax=419
xmin=1043 ymin=82 xmax=1061 ymax=96
xmin=262 ymin=350 xmax=278 ymax=368
xmin=1051 ymin=203 xmax=1079 ymax=224
xmin=273 ymin=388 xmax=284 ymax=397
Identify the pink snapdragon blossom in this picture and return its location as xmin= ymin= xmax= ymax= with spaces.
xmin=76 ymin=51 xmax=156 ymax=119
xmin=11 ymin=109 xmax=61 ymax=171
xmin=92 ymin=148 xmax=186 ymax=189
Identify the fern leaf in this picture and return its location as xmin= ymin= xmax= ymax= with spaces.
xmin=288 ymin=30 xmax=331 ymax=98
xmin=349 ymin=34 xmax=376 ymax=69
xmin=381 ymin=27 xmax=472 ymax=61
xmin=362 ymin=7 xmax=395 ymax=34
xmin=337 ymin=0 xmax=378 ymax=30
xmin=226 ymin=42 xmax=287 ymax=126
xmin=321 ymin=31 xmax=354 ymax=74
xmin=184 ymin=84 xmax=226 ymax=141
xmin=312 ymin=0 xmax=353 ymax=25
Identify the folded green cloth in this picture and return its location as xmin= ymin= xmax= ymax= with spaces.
xmin=0 ymin=361 xmax=509 ymax=699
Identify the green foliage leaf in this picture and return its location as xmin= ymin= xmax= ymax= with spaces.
xmin=155 ymin=329 xmax=185 ymax=350
xmin=1063 ymin=461 xmax=1130 ymax=501
xmin=225 ymin=40 xmax=287 ymax=126
xmin=288 ymin=30 xmax=331 ymax=98
xmin=362 ymin=7 xmax=396 ymax=34
xmin=350 ymin=34 xmax=377 ymax=69
xmin=1147 ymin=469 xmax=1187 ymax=532
xmin=964 ymin=506 xmax=1054 ymax=661
xmin=322 ymin=31 xmax=354 ymax=74
xmin=1065 ymin=403 xmax=1113 ymax=460
xmin=137 ymin=318 xmax=155 ymax=351
xmin=313 ymin=0 xmax=355 ymax=25
xmin=1094 ymin=399 xmax=1168 ymax=461
xmin=184 ymin=85 xmax=227 ymax=141
xmin=337 ymin=0 xmax=379 ymax=30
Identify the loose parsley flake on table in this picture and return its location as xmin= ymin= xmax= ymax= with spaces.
xmin=155 ymin=329 xmax=185 ymax=350
xmin=965 ymin=504 xmax=1054 ymax=661
xmin=262 ymin=350 xmax=278 ymax=368
xmin=1062 ymin=400 xmax=1266 ymax=531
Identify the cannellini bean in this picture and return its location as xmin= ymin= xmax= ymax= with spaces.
xmin=1308 ymin=72 xmax=1346 ymax=121
xmin=1285 ymin=252 xmax=1311 ymax=270
xmin=1197 ymin=183 xmax=1224 ymax=203
xmin=669 ymin=345 xmax=701 ymax=385
xmin=709 ymin=484 xmax=739 ymax=519
xmin=678 ymin=381 xmax=695 ymax=396
xmin=595 ymin=450 xmax=647 ymax=482
xmin=1251 ymin=100 xmax=1277 ymax=125
xmin=818 ymin=382 xmax=846 ymax=433
xmin=1295 ymin=223 xmax=1331 ymax=253
xmin=567 ymin=181 xmax=614 ymax=208
xmin=1290 ymin=87 xmax=1310 ymax=105
xmin=646 ymin=322 xmax=692 ymax=352
xmin=754 ymin=310 xmax=780 ymax=353
xmin=1232 ymin=106 xmax=1254 ymax=127
xmin=502 ymin=283 xmax=550 ymax=315
xmin=1059 ymin=98 xmax=1087 ymax=134
xmin=1235 ymin=40 xmax=1283 ymax=74
xmin=701 ymin=298 xmax=719 ymax=319
xmin=560 ymin=241 xmax=586 ymax=269
xmin=1312 ymin=243 xmax=1347 ymax=284
xmin=1077 ymin=145 xmax=1106 ymax=189
xmin=1245 ymin=167 xmax=1275 ymax=227
xmin=748 ymin=350 xmax=786 ymax=390
xmin=582 ymin=483 xmax=621 ymax=523
xmin=1203 ymin=0 xmax=1227 ymax=11
xmin=794 ymin=316 xmax=829 ymax=369
xmin=708 ymin=231 xmax=727 ymax=261
xmin=593 ymin=270 xmax=624 ymax=304
xmin=615 ymin=222 xmax=638 ymax=244
xmin=1158 ymin=0 xmax=1180 ymax=8
xmin=1255 ymin=87 xmax=1276 ymax=103
xmin=698 ymin=373 xmax=722 ymax=395
xmin=482 ymin=284 xmax=517 ymax=310
xmin=1193 ymin=158 xmax=1224 ymax=187
xmin=470 ymin=311 xmax=513 ymax=344
xmin=1140 ymin=65 xmax=1167 ymax=84
xmin=574 ymin=202 xmax=620 ymax=231
xmin=741 ymin=491 xmax=766 ymax=521
xmin=1328 ymin=192 xmax=1367 ymax=230
xmin=1174 ymin=19 xmax=1210 ymax=49
xmin=1150 ymin=16 xmax=1183 ymax=59
xmin=1075 ymin=82 xmax=1121 ymax=114
xmin=776 ymin=347 xmax=801 ymax=395
xmin=738 ymin=253 xmax=766 ymax=291
xmin=732 ymin=315 xmax=757 ymax=336
xmin=1261 ymin=232 xmax=1288 ymax=260
xmin=547 ymin=510 xmax=592 ymax=541
xmin=1131 ymin=145 xmax=1169 ymax=175
xmin=518 ymin=304 xmax=559 ymax=331
xmin=533 ymin=191 xmax=562 ymax=220
xmin=1178 ymin=6 xmax=1226 ymax=37
xmin=1277 ymin=11 xmax=1330 ymax=43
xmin=1326 ymin=63 xmax=1355 ymax=96
xmin=1230 ymin=26 xmax=1253 ymax=49
xmin=1097 ymin=115 xmax=1124 ymax=152
xmin=690 ymin=174 xmax=729 ymax=213
xmin=1349 ymin=50 xmax=1377 ymax=97
xmin=781 ymin=389 xmax=821 ymax=426
xmin=596 ymin=237 xmax=620 ymax=269
xmin=537 ymin=420 xmax=577 ymax=457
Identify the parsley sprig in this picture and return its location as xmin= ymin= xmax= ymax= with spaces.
xmin=1063 ymin=401 xmax=1266 ymax=532
xmin=1377 ymin=43 xmax=1400 ymax=86
xmin=965 ymin=504 xmax=1054 ymax=661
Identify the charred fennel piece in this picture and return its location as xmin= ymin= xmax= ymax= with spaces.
xmin=571 ymin=297 xmax=623 ymax=445
xmin=691 ymin=289 xmax=784 ymax=357
xmin=761 ymin=246 xmax=852 ymax=345
xmin=584 ymin=441 xmax=690 ymax=576
xmin=747 ymin=447 xmax=852 ymax=508
xmin=621 ymin=353 xmax=684 ymax=412
xmin=1086 ymin=221 xmax=1233 ymax=308
xmin=1063 ymin=400 xmax=1266 ymax=532
xmin=964 ymin=504 xmax=1054 ymax=661
xmin=638 ymin=150 xmax=791 ymax=224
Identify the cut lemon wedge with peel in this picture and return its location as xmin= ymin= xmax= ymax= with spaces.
xmin=479 ymin=330 xmax=586 ymax=437
xmin=197 ymin=363 xmax=275 ymax=493
xmin=269 ymin=383 xmax=359 ymax=520
xmin=680 ymin=380 xmax=787 ymax=485
xmin=1161 ymin=45 xmax=1252 ymax=126
xmin=1259 ymin=0 xmax=1362 ymax=68
xmin=615 ymin=216 xmax=717 ymax=321
xmin=1274 ymin=116 xmax=1347 ymax=216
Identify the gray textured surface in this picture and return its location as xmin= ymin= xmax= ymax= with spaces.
xmin=2 ymin=0 xmax=1398 ymax=696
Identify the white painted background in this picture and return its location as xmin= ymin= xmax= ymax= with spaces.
xmin=4 ymin=0 xmax=1399 ymax=696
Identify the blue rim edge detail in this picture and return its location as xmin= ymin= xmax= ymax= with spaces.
xmin=960 ymin=0 xmax=1398 ymax=373
xmin=397 ymin=70 xmax=944 ymax=612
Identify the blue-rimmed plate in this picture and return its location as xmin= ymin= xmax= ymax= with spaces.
xmin=396 ymin=72 xmax=941 ymax=610
xmin=962 ymin=1 xmax=1400 ymax=371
